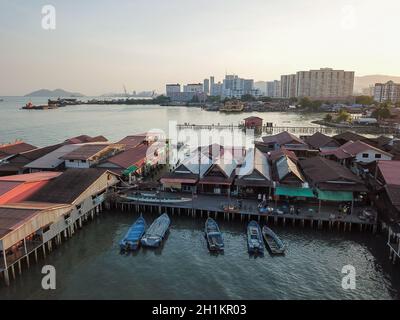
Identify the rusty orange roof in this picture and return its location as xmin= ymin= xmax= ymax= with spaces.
xmin=378 ymin=161 xmax=400 ymax=186
xmin=0 ymin=172 xmax=62 ymax=183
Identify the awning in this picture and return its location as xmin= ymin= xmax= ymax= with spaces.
xmin=274 ymin=186 xmax=315 ymax=198
xmin=317 ymin=189 xmax=353 ymax=201
xmin=122 ymin=165 xmax=139 ymax=176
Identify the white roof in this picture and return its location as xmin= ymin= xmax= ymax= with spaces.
xmin=25 ymin=144 xmax=83 ymax=169
xmin=215 ymin=150 xmax=237 ymax=177
xmin=236 ymin=149 xmax=271 ymax=180
xmin=181 ymin=151 xmax=212 ymax=178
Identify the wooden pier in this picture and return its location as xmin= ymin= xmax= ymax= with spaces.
xmin=176 ymin=123 xmax=400 ymax=136
xmin=0 ymin=203 xmax=106 ymax=287
xmin=113 ymin=197 xmax=377 ymax=234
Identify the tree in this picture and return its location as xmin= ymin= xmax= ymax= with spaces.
xmin=324 ymin=114 xmax=333 ymax=122
xmin=241 ymin=94 xmax=256 ymax=102
xmin=336 ymin=109 xmax=351 ymax=123
xmin=372 ymin=102 xmax=392 ymax=120
xmin=355 ymin=95 xmax=375 ymax=106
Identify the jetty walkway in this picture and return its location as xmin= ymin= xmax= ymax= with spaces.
xmin=114 ymin=191 xmax=377 ymax=233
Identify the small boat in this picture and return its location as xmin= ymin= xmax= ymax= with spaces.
xmin=119 ymin=215 xmax=146 ymax=251
xmin=247 ymin=221 xmax=264 ymax=255
xmin=120 ymin=193 xmax=191 ymax=204
xmin=141 ymin=213 xmax=171 ymax=248
xmin=262 ymin=226 xmax=286 ymax=254
xmin=22 ymin=102 xmax=58 ymax=110
xmin=205 ymin=218 xmax=224 ymax=252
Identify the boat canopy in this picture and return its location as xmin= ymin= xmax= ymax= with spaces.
xmin=274 ymin=186 xmax=315 ymax=198
xmin=317 ymin=189 xmax=353 ymax=201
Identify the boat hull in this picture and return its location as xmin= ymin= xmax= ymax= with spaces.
xmin=247 ymin=221 xmax=264 ymax=255
xmin=262 ymin=226 xmax=286 ymax=255
xmin=141 ymin=213 xmax=171 ymax=248
xmin=205 ymin=218 xmax=224 ymax=252
xmin=119 ymin=216 xmax=146 ymax=252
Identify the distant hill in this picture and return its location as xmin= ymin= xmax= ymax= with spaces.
xmin=24 ymin=89 xmax=85 ymax=97
xmin=354 ymin=75 xmax=400 ymax=93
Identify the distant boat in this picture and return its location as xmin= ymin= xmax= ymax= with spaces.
xmin=247 ymin=221 xmax=264 ymax=255
xmin=262 ymin=226 xmax=286 ymax=254
xmin=141 ymin=213 xmax=170 ymax=248
xmin=119 ymin=216 xmax=147 ymax=251
xmin=205 ymin=218 xmax=224 ymax=252
xmin=22 ymin=102 xmax=58 ymax=110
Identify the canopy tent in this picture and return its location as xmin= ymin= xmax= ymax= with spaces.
xmin=317 ymin=189 xmax=353 ymax=201
xmin=274 ymin=186 xmax=315 ymax=198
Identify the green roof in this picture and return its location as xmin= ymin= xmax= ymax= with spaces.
xmin=317 ymin=189 xmax=353 ymax=201
xmin=122 ymin=165 xmax=139 ymax=176
xmin=275 ymin=186 xmax=315 ymax=198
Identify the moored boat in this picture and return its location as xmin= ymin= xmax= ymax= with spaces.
xmin=247 ymin=221 xmax=264 ymax=255
xmin=262 ymin=226 xmax=286 ymax=254
xmin=120 ymin=193 xmax=191 ymax=204
xmin=141 ymin=213 xmax=170 ymax=248
xmin=205 ymin=218 xmax=224 ymax=252
xmin=119 ymin=215 xmax=146 ymax=251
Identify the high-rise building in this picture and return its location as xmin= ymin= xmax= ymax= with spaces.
xmin=183 ymin=83 xmax=203 ymax=93
xmin=166 ymin=84 xmax=181 ymax=97
xmin=222 ymin=75 xmax=257 ymax=98
xmin=281 ymin=74 xmax=297 ymax=98
xmin=374 ymin=81 xmax=400 ymax=103
xmin=210 ymin=76 xmax=215 ymax=95
xmin=254 ymin=81 xmax=267 ymax=96
xmin=294 ymin=68 xmax=354 ymax=99
xmin=203 ymin=79 xmax=210 ymax=95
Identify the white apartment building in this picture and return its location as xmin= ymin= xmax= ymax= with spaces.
xmin=374 ymin=81 xmax=400 ymax=103
xmin=166 ymin=84 xmax=181 ymax=98
xmin=281 ymin=74 xmax=297 ymax=98
xmin=183 ymin=83 xmax=203 ymax=93
xmin=203 ymin=79 xmax=210 ymax=95
xmin=295 ymin=68 xmax=355 ymax=99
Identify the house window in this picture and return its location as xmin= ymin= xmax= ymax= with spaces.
xmin=64 ymin=213 xmax=71 ymax=220
xmin=362 ymin=153 xmax=369 ymax=158
xmin=375 ymin=154 xmax=382 ymax=159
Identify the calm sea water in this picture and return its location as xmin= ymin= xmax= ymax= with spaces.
xmin=0 ymin=96 xmax=322 ymax=146
xmin=0 ymin=96 xmax=399 ymax=300
xmin=0 ymin=211 xmax=399 ymax=300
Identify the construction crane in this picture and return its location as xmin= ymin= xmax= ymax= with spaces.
xmin=123 ymin=85 xmax=128 ymax=97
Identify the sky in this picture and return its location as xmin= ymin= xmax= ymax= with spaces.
xmin=0 ymin=0 xmax=400 ymax=96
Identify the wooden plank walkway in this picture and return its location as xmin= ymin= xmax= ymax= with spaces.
xmin=176 ymin=123 xmax=400 ymax=136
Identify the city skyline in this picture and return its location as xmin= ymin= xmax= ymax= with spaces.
xmin=1 ymin=0 xmax=400 ymax=96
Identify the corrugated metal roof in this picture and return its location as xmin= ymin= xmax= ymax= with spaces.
xmin=378 ymin=160 xmax=400 ymax=186
xmin=0 ymin=172 xmax=62 ymax=182
xmin=276 ymin=155 xmax=304 ymax=182
xmin=25 ymin=144 xmax=83 ymax=169
xmin=61 ymin=143 xmax=112 ymax=160
xmin=27 ymin=169 xmax=114 ymax=204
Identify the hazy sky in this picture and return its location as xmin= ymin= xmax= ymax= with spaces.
xmin=1 ymin=0 xmax=399 ymax=96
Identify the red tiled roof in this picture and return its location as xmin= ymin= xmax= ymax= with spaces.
xmin=378 ymin=161 xmax=400 ymax=186
xmin=65 ymin=135 xmax=108 ymax=144
xmin=321 ymin=140 xmax=393 ymax=159
xmin=117 ymin=135 xmax=147 ymax=148
xmin=269 ymin=147 xmax=298 ymax=162
xmin=262 ymin=131 xmax=306 ymax=146
xmin=0 ymin=142 xmax=37 ymax=158
xmin=305 ymin=132 xmax=339 ymax=149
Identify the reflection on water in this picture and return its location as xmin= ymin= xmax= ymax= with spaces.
xmin=0 ymin=211 xmax=399 ymax=300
